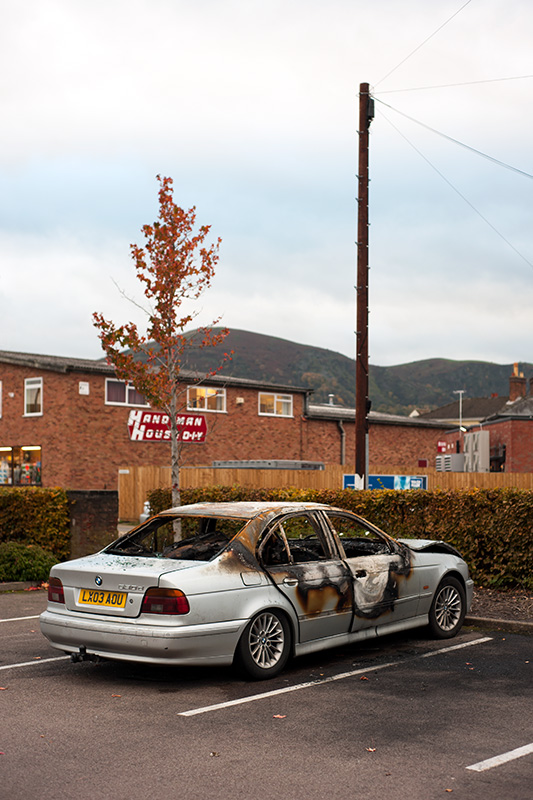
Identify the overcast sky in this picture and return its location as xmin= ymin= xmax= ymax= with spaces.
xmin=1 ymin=0 xmax=532 ymax=367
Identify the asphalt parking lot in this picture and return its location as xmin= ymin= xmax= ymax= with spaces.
xmin=1 ymin=590 xmax=532 ymax=800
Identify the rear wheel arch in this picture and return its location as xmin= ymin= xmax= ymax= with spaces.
xmin=234 ymin=606 xmax=295 ymax=680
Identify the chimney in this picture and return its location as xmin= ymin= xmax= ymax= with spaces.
xmin=509 ymin=362 xmax=526 ymax=402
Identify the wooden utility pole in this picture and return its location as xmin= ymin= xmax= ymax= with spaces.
xmin=355 ymin=82 xmax=373 ymax=484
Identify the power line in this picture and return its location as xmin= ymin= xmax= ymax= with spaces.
xmin=374 ymin=97 xmax=533 ymax=180
xmin=378 ymin=108 xmax=533 ymax=272
xmin=377 ymin=74 xmax=533 ymax=94
xmin=374 ymin=0 xmax=473 ymax=88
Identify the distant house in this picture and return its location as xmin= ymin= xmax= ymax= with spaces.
xmin=428 ymin=364 xmax=533 ymax=472
xmin=417 ymin=395 xmax=507 ymax=428
xmin=0 ymin=349 xmax=454 ymax=490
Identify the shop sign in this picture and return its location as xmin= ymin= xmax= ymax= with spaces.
xmin=368 ymin=474 xmax=428 ymax=490
xmin=127 ymin=410 xmax=207 ymax=442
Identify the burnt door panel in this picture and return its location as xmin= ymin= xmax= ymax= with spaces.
xmin=323 ymin=512 xmax=419 ymax=631
xmin=259 ymin=514 xmax=353 ymax=643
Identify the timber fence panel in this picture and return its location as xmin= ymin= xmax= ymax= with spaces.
xmin=118 ymin=465 xmax=533 ymax=520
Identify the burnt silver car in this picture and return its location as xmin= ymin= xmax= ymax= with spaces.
xmin=40 ymin=502 xmax=473 ymax=679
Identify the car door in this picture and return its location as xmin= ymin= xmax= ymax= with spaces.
xmin=321 ymin=511 xmax=420 ymax=631
xmin=257 ymin=511 xmax=353 ymax=642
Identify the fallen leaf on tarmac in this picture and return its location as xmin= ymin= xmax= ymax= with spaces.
xmin=111 ymin=694 xmax=122 ymax=698
xmin=360 ymin=676 xmax=369 ymax=681
xmin=273 ymin=714 xmax=286 ymax=719
xmin=366 ymin=747 xmax=376 ymax=752
xmin=33 ymin=657 xmax=41 ymax=660
xmin=0 ymin=687 xmax=7 ymax=691
xmin=445 ymin=790 xmax=453 ymax=793
xmin=210 ymin=752 xmax=220 ymax=757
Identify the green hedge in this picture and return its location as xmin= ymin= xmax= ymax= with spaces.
xmin=0 ymin=487 xmax=70 ymax=561
xmin=147 ymin=486 xmax=533 ymax=590
xmin=0 ymin=542 xmax=58 ymax=582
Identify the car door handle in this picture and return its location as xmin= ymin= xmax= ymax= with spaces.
xmin=282 ymin=577 xmax=298 ymax=586
xmin=354 ymin=570 xmax=367 ymax=578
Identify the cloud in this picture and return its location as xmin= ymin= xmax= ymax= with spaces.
xmin=0 ymin=0 xmax=532 ymax=369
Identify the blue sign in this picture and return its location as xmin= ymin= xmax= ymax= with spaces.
xmin=368 ymin=475 xmax=427 ymax=491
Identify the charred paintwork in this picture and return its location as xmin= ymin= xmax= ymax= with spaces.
xmin=349 ymin=546 xmax=413 ymax=620
xmin=267 ymin=562 xmax=352 ymax=616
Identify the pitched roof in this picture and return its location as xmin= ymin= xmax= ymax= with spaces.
xmin=487 ymin=395 xmax=533 ymax=420
xmin=0 ymin=349 xmax=306 ymax=393
xmin=418 ymin=396 xmax=508 ymax=421
xmin=307 ymin=403 xmax=455 ymax=428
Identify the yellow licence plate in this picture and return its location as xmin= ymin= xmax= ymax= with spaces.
xmin=79 ymin=589 xmax=127 ymax=608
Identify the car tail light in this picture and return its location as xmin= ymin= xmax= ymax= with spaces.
xmin=141 ymin=588 xmax=190 ymax=615
xmin=48 ymin=576 xmax=65 ymax=604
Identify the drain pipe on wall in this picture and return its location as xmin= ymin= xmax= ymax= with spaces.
xmin=337 ymin=420 xmax=346 ymax=466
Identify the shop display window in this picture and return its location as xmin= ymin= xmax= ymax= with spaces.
xmin=0 ymin=446 xmax=42 ymax=486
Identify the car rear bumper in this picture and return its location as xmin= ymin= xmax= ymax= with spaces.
xmin=40 ymin=609 xmax=244 ymax=666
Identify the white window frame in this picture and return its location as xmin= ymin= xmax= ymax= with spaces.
xmin=258 ymin=392 xmax=293 ymax=418
xmin=24 ymin=377 xmax=43 ymax=417
xmin=105 ymin=379 xmax=150 ymax=408
xmin=187 ymin=386 xmax=226 ymax=413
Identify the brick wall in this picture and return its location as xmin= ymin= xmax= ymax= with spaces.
xmin=67 ymin=490 xmax=118 ymax=558
xmin=369 ymin=423 xmax=449 ymax=472
xmin=440 ymin=417 xmax=533 ymax=473
xmin=1 ymin=360 xmax=458 ymax=489
xmin=0 ymin=364 xmax=311 ymax=489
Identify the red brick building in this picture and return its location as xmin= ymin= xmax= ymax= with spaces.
xmin=423 ymin=367 xmax=533 ymax=472
xmin=0 ymin=350 xmax=453 ymax=490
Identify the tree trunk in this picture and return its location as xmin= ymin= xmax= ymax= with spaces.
xmin=169 ymin=363 xmax=182 ymax=541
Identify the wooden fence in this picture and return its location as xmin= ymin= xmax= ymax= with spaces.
xmin=118 ymin=464 xmax=533 ymax=521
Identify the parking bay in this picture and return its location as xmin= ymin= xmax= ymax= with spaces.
xmin=1 ymin=591 xmax=532 ymax=800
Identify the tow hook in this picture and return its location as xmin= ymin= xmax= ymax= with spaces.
xmin=70 ymin=645 xmax=86 ymax=663
xmin=71 ymin=646 xmax=100 ymax=663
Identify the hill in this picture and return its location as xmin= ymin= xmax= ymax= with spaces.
xmin=178 ymin=329 xmax=533 ymax=415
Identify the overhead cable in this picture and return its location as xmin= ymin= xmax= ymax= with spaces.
xmin=376 ymin=74 xmax=533 ymax=94
xmin=374 ymin=97 xmax=533 ymax=180
xmin=378 ymin=109 xmax=533 ymax=272
xmin=374 ymin=0 xmax=473 ymax=88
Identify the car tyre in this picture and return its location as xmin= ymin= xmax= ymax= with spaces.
xmin=428 ymin=576 xmax=466 ymax=639
xmin=235 ymin=610 xmax=291 ymax=680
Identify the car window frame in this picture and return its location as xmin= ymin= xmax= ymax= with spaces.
xmin=318 ymin=510 xmax=399 ymax=560
xmin=257 ymin=510 xmax=337 ymax=566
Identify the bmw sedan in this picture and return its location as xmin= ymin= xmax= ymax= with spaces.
xmin=40 ymin=501 xmax=473 ymax=679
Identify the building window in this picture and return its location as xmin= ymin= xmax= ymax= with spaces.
xmin=258 ymin=392 xmax=293 ymax=417
xmin=24 ymin=377 xmax=43 ymax=416
xmin=105 ymin=379 xmax=149 ymax=407
xmin=187 ymin=386 xmax=226 ymax=412
xmin=0 ymin=446 xmax=42 ymax=486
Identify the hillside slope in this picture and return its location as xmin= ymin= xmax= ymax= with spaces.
xmin=179 ymin=329 xmax=532 ymax=414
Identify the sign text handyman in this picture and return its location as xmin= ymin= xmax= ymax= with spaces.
xmin=127 ymin=410 xmax=207 ymax=442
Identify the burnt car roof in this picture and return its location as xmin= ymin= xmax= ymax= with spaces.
xmin=158 ymin=501 xmax=332 ymax=519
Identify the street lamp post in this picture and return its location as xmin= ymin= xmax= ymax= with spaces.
xmin=453 ymin=389 xmax=466 ymax=432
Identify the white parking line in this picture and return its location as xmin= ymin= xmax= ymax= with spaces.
xmin=0 ymin=656 xmax=69 ymax=671
xmin=0 ymin=615 xmax=40 ymax=623
xmin=178 ymin=636 xmax=493 ymax=716
xmin=467 ymin=742 xmax=533 ymax=772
